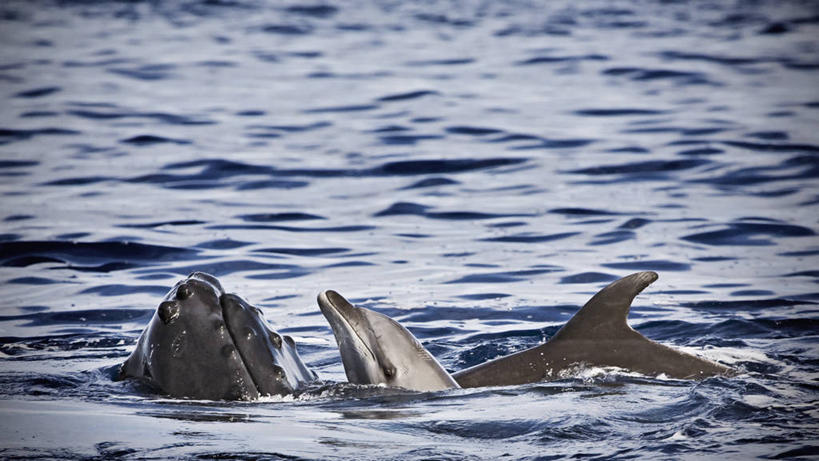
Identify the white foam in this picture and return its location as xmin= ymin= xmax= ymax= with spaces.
xmin=667 ymin=430 xmax=688 ymax=441
xmin=676 ymin=345 xmax=772 ymax=367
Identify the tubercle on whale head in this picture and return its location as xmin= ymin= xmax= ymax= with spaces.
xmin=157 ymin=301 xmax=179 ymax=324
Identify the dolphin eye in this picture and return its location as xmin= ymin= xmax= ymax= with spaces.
xmin=177 ymin=284 xmax=193 ymax=300
xmin=383 ymin=366 xmax=396 ymax=378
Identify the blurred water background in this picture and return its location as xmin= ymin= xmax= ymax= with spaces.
xmin=1 ymin=0 xmax=818 ymax=459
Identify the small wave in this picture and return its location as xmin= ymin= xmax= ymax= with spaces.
xmin=284 ymin=5 xmax=338 ymax=18
xmin=133 ymin=260 xmax=302 ymax=277
xmin=374 ymin=201 xmax=530 ymax=220
xmin=658 ymin=50 xmax=763 ymax=66
xmin=68 ymin=109 xmax=214 ymax=126
xmin=445 ymin=267 xmax=561 ymax=284
xmin=120 ymin=135 xmax=191 ymax=145
xmin=79 ymin=284 xmax=169 ymax=297
xmin=303 ymin=104 xmax=379 ymax=113
xmin=0 ymin=240 xmax=198 ymax=267
xmin=590 ymin=230 xmax=637 ymax=245
xmin=560 ymin=272 xmax=618 ymax=284
xmin=119 ymin=220 xmax=206 ymax=229
xmin=722 ymin=140 xmax=819 ymax=153
xmin=401 ymin=177 xmax=459 ymax=189
xmin=14 ymin=86 xmax=61 ymax=98
xmin=258 ymin=23 xmax=313 ymax=35
xmin=41 ymin=176 xmax=110 ymax=186
xmin=694 ymin=155 xmax=819 ymax=187
xmin=108 ymin=63 xmax=174 ymax=80
xmin=568 ymin=159 xmax=709 ymax=176
xmin=378 ymin=134 xmax=444 ymax=145
xmin=0 ymin=160 xmax=38 ymax=169
xmin=445 ymin=126 xmax=503 ymax=136
xmin=681 ymin=221 xmax=815 ymax=246
xmin=602 ymin=67 xmax=714 ymax=85
xmin=377 ymin=90 xmax=438 ymax=102
xmin=508 ymin=137 xmax=595 ymax=150
xmin=237 ymin=212 xmax=325 ymax=222
xmin=746 ymin=131 xmax=788 ymax=140
xmin=206 ymin=223 xmax=374 ymax=233
xmin=246 ymin=121 xmax=331 ymax=133
xmin=574 ymin=108 xmax=667 ymax=116
xmin=517 ymin=54 xmax=608 ymax=65
xmin=8 ymin=276 xmax=59 ymax=285
xmin=480 ymin=232 xmax=580 ymax=243
xmin=623 ymin=126 xmax=728 ymax=136
xmin=0 ymin=308 xmax=153 ymax=327
xmin=603 ymin=260 xmax=691 ymax=271
xmin=680 ymin=299 xmax=815 ymax=311
xmin=678 ymin=147 xmax=724 ymax=156
xmin=373 ymin=158 xmax=526 ymax=175
xmin=254 ymin=247 xmax=348 ymax=257
xmin=549 ymin=207 xmax=624 ymax=216
xmin=0 ymin=127 xmax=79 ymax=144
xmin=406 ymin=58 xmax=475 ymax=66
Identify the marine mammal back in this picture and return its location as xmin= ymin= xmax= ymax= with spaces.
xmin=453 ymin=271 xmax=734 ymax=387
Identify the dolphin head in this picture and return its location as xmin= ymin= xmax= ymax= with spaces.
xmin=317 ymin=290 xmax=458 ymax=392
xmin=119 ymin=272 xmax=315 ymax=400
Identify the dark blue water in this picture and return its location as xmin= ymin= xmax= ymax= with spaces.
xmin=1 ymin=0 xmax=818 ymax=459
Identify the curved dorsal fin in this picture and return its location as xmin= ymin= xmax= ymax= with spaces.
xmin=552 ymin=271 xmax=658 ymax=340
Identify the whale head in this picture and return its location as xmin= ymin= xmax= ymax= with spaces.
xmin=318 ymin=290 xmax=458 ymax=392
xmin=118 ymin=272 xmax=315 ymax=400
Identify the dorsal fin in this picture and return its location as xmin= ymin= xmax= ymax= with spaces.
xmin=552 ymin=271 xmax=658 ymax=340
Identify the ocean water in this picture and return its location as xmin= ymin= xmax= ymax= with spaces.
xmin=1 ymin=0 xmax=818 ymax=459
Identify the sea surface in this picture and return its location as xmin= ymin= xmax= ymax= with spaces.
xmin=1 ymin=0 xmax=818 ymax=459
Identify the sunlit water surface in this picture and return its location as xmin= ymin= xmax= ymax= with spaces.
xmin=1 ymin=1 xmax=818 ymax=459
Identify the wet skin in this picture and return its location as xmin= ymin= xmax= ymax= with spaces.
xmin=118 ymin=272 xmax=316 ymax=400
xmin=318 ymin=290 xmax=459 ymax=392
xmin=320 ymin=272 xmax=733 ymax=392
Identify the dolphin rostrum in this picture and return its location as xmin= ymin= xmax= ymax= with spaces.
xmin=317 ymin=290 xmax=460 ymax=392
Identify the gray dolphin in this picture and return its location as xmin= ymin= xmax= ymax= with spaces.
xmin=118 ymin=272 xmax=316 ymax=400
xmin=319 ymin=272 xmax=732 ymax=392
xmin=453 ymin=271 xmax=734 ymax=387
xmin=317 ymin=290 xmax=459 ymax=392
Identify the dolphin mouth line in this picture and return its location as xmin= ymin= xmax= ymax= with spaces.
xmin=319 ymin=292 xmax=378 ymax=364
xmin=220 ymin=299 xmax=263 ymax=396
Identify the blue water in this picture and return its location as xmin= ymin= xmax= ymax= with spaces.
xmin=1 ymin=0 xmax=818 ymax=459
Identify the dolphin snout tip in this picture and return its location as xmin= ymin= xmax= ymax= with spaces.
xmin=317 ymin=290 xmax=343 ymax=305
xmin=317 ymin=290 xmax=330 ymax=305
xmin=316 ymin=290 xmax=333 ymax=315
xmin=317 ymin=290 xmax=354 ymax=320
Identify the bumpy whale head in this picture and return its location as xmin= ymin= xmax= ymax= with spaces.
xmin=318 ymin=290 xmax=458 ymax=392
xmin=118 ymin=272 xmax=316 ymax=400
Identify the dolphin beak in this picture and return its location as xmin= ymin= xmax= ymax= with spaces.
xmin=317 ymin=290 xmax=377 ymax=363
xmin=318 ymin=290 xmax=357 ymax=320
